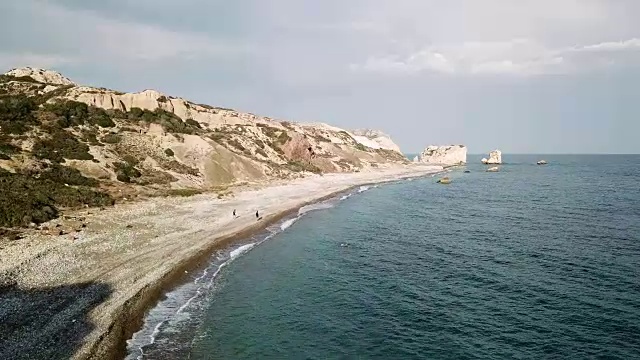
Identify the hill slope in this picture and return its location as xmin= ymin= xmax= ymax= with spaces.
xmin=0 ymin=67 xmax=407 ymax=229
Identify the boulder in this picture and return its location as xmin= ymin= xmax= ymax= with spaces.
xmin=415 ymin=145 xmax=467 ymax=166
xmin=481 ymin=150 xmax=502 ymax=164
xmin=537 ymin=160 xmax=547 ymax=165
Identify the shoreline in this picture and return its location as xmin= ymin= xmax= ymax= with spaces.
xmin=0 ymin=164 xmax=442 ymax=360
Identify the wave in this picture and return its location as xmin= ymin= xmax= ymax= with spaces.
xmin=340 ymin=194 xmax=352 ymax=201
xmin=230 ymin=243 xmax=256 ymax=259
xmin=298 ymin=202 xmax=334 ymax=215
xmin=280 ymin=218 xmax=299 ymax=231
xmin=126 ymin=192 xmax=346 ymax=358
xmin=358 ymin=186 xmax=370 ymax=193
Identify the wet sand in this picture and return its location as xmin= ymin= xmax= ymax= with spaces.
xmin=0 ymin=164 xmax=441 ymax=359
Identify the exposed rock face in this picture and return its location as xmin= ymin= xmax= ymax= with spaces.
xmin=351 ymin=129 xmax=402 ymax=152
xmin=1 ymin=66 xmax=410 ymax=195
xmin=414 ymin=145 xmax=467 ymax=166
xmin=481 ymin=150 xmax=502 ymax=164
xmin=5 ymin=67 xmax=76 ymax=86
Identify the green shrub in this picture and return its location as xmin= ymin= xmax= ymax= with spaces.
xmin=277 ymin=131 xmax=291 ymax=145
xmin=227 ymin=138 xmax=246 ymax=151
xmin=314 ymin=134 xmax=331 ymax=143
xmin=0 ymin=134 xmax=20 ymax=158
xmin=165 ymin=148 xmax=174 ymax=157
xmin=36 ymin=164 xmax=98 ymax=187
xmin=185 ymin=118 xmax=201 ymax=128
xmin=209 ymin=132 xmax=225 ymax=142
xmin=0 ymin=95 xmax=38 ymax=134
xmin=355 ymin=143 xmax=368 ymax=152
xmin=256 ymin=148 xmax=268 ymax=158
xmin=129 ymin=107 xmax=144 ymax=118
xmin=101 ymin=133 xmax=121 ymax=144
xmin=113 ymin=161 xmax=141 ymax=183
xmin=32 ymin=129 xmax=94 ymax=162
xmin=286 ymin=160 xmax=322 ymax=174
xmin=0 ymin=171 xmax=113 ymax=227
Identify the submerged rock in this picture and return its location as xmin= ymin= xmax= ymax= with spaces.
xmin=481 ymin=150 xmax=502 ymax=164
xmin=415 ymin=145 xmax=467 ymax=166
xmin=437 ymin=177 xmax=452 ymax=184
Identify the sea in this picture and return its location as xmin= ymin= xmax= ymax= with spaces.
xmin=126 ymin=154 xmax=640 ymax=360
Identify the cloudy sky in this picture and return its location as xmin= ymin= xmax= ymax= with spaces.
xmin=1 ymin=0 xmax=639 ymax=154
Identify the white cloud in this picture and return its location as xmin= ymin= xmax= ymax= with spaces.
xmin=352 ymin=37 xmax=640 ymax=76
xmin=0 ymin=53 xmax=77 ymax=71
xmin=6 ymin=1 xmax=249 ymax=64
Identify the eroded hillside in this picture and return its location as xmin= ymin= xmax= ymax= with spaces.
xmin=0 ymin=67 xmax=408 ymax=230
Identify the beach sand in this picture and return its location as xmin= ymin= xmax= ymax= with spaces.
xmin=0 ymin=164 xmax=441 ymax=359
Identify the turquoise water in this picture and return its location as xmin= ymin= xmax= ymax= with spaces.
xmin=128 ymin=155 xmax=640 ymax=359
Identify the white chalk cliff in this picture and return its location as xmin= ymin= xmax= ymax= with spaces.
xmin=3 ymin=67 xmax=403 ymax=154
xmin=351 ymin=129 xmax=402 ymax=153
xmin=414 ymin=145 xmax=467 ymax=166
xmin=481 ymin=150 xmax=502 ymax=164
xmin=5 ymin=67 xmax=76 ymax=86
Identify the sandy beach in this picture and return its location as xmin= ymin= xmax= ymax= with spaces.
xmin=0 ymin=164 xmax=442 ymax=360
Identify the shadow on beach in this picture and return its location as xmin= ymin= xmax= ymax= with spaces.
xmin=0 ymin=281 xmax=112 ymax=360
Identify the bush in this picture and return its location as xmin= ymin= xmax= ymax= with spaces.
xmin=36 ymin=164 xmax=98 ymax=187
xmin=256 ymin=148 xmax=268 ymax=158
xmin=157 ymin=96 xmax=169 ymax=103
xmin=101 ymin=133 xmax=121 ymax=144
xmin=0 ymin=95 xmax=38 ymax=134
xmin=277 ymin=131 xmax=291 ymax=145
xmin=164 ymin=148 xmax=174 ymax=157
xmin=355 ymin=143 xmax=368 ymax=152
xmin=286 ymin=160 xmax=322 ymax=174
xmin=113 ymin=162 xmax=141 ymax=183
xmin=185 ymin=118 xmax=201 ymax=128
xmin=227 ymin=139 xmax=245 ymax=152
xmin=33 ymin=129 xmax=94 ymax=162
xmin=0 ymin=171 xmax=113 ymax=227
xmin=0 ymin=134 xmax=20 ymax=158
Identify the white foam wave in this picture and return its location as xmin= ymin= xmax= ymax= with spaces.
xmin=358 ymin=185 xmax=370 ymax=193
xmin=280 ymin=217 xmax=299 ymax=230
xmin=298 ymin=202 xmax=334 ymax=215
xmin=230 ymin=243 xmax=255 ymax=259
xmin=340 ymin=194 xmax=352 ymax=200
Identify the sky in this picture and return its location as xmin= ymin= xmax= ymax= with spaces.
xmin=1 ymin=0 xmax=639 ymax=154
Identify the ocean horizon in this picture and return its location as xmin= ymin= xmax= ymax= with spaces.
xmin=128 ymin=154 xmax=640 ymax=359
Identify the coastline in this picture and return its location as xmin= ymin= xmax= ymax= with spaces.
xmin=0 ymin=164 xmax=442 ymax=360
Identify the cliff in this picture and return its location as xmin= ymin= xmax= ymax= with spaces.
xmin=0 ymin=67 xmax=409 ymax=229
xmin=414 ymin=145 xmax=467 ymax=166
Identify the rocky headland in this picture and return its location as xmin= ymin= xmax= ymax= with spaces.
xmin=413 ymin=145 xmax=467 ymax=166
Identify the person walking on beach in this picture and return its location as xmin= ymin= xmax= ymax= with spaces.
xmin=233 ymin=209 xmax=236 ymax=218
xmin=256 ymin=210 xmax=259 ymax=219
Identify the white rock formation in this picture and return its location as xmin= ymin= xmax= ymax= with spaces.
xmin=481 ymin=150 xmax=502 ymax=164
xmin=351 ymin=129 xmax=402 ymax=153
xmin=414 ymin=145 xmax=467 ymax=166
xmin=5 ymin=67 xmax=76 ymax=86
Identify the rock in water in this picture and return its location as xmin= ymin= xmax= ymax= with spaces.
xmin=486 ymin=166 xmax=499 ymax=172
xmin=436 ymin=177 xmax=452 ymax=184
xmin=481 ymin=150 xmax=502 ymax=164
xmin=537 ymin=160 xmax=548 ymax=165
xmin=414 ymin=145 xmax=467 ymax=166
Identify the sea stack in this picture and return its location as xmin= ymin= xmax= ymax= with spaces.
xmin=481 ymin=150 xmax=502 ymax=164
xmin=414 ymin=145 xmax=467 ymax=166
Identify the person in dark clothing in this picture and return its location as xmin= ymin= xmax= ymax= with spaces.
xmin=233 ymin=209 xmax=236 ymax=217
xmin=255 ymin=210 xmax=259 ymax=219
